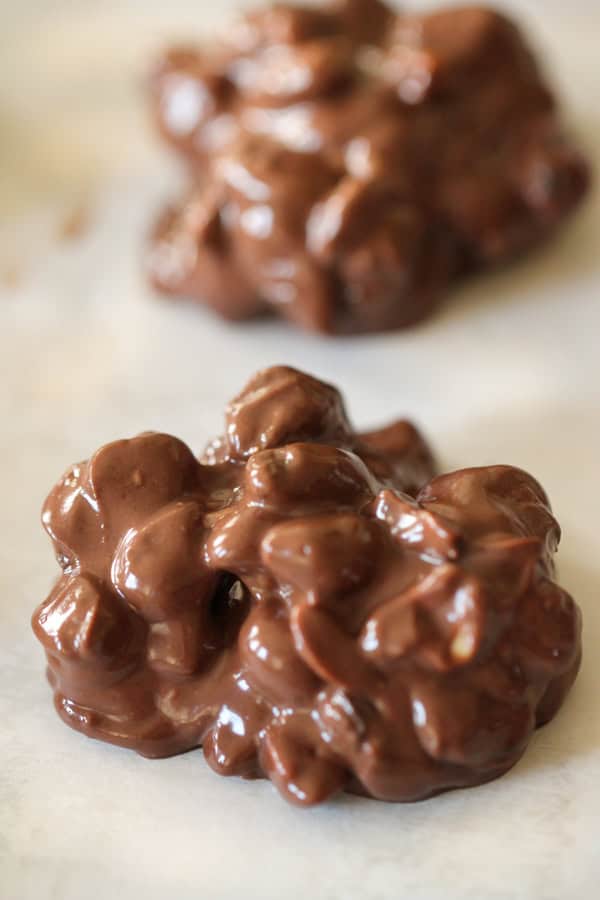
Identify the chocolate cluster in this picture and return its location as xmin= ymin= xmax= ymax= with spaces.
xmin=33 ymin=367 xmax=581 ymax=805
xmin=147 ymin=0 xmax=590 ymax=334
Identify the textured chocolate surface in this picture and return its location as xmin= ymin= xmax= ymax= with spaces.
xmin=147 ymin=0 xmax=590 ymax=334
xmin=33 ymin=367 xmax=581 ymax=805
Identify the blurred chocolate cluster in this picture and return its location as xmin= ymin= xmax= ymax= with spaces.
xmin=147 ymin=0 xmax=589 ymax=333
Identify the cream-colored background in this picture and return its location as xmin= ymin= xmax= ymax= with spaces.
xmin=1 ymin=2 xmax=599 ymax=898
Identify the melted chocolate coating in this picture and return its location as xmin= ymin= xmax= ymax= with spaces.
xmin=33 ymin=367 xmax=582 ymax=805
xmin=147 ymin=0 xmax=590 ymax=334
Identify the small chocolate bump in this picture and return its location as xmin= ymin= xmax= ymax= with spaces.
xmin=225 ymin=366 xmax=351 ymax=458
xmin=262 ymin=513 xmax=379 ymax=599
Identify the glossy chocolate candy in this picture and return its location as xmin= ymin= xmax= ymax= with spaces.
xmin=147 ymin=0 xmax=590 ymax=333
xmin=33 ymin=368 xmax=581 ymax=805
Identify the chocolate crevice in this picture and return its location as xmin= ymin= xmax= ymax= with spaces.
xmin=208 ymin=573 xmax=252 ymax=650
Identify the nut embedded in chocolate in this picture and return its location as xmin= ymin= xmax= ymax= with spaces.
xmin=33 ymin=367 xmax=582 ymax=805
xmin=147 ymin=0 xmax=590 ymax=334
